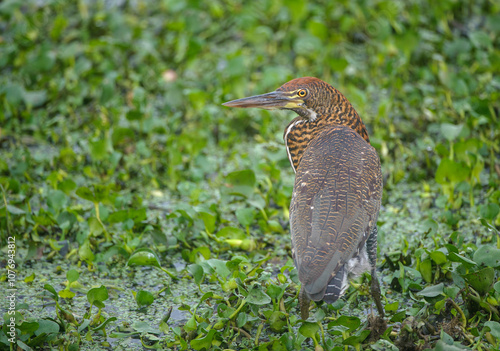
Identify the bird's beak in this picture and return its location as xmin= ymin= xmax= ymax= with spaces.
xmin=223 ymin=91 xmax=300 ymax=110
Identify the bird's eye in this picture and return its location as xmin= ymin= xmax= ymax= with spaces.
xmin=298 ymin=89 xmax=307 ymax=97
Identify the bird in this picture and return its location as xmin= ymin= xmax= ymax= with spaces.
xmin=223 ymin=77 xmax=384 ymax=320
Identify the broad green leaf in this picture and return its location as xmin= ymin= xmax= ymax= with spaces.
xmin=246 ymin=285 xmax=271 ymax=305
xmin=269 ymin=311 xmax=287 ymax=332
xmin=440 ymin=123 xmax=463 ymax=141
xmin=419 ymin=259 xmax=433 ymax=283
xmin=329 ymin=315 xmax=361 ymax=332
xmin=479 ymin=204 xmax=500 ymax=221
xmin=417 ymin=283 xmax=444 ymax=297
xmin=484 ymin=321 xmax=500 ymax=339
xmin=236 ymin=207 xmax=256 ymax=227
xmin=67 ymin=269 xmax=79 ymax=284
xmin=473 ymin=246 xmax=500 ymax=267
xmin=76 ymin=187 xmax=96 ymax=202
xmin=87 ymin=285 xmax=109 ymax=306
xmin=127 ymin=248 xmax=161 ymax=268
xmin=187 ymin=264 xmax=204 ymax=286
xmin=464 ymin=267 xmax=495 ymax=295
xmin=135 ymin=290 xmax=155 ymax=307
xmin=190 ymin=329 xmax=217 ymax=350
xmin=299 ymin=321 xmax=319 ymax=339
xmin=223 ymin=169 xmax=256 ymax=198
xmin=430 ymin=251 xmax=447 ymax=265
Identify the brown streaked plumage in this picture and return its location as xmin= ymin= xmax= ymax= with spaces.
xmin=223 ymin=77 xmax=384 ymax=320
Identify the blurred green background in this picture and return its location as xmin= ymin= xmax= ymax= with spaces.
xmin=1 ymin=0 xmax=500 ymax=350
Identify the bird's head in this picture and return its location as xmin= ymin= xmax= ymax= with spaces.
xmin=223 ymin=77 xmax=340 ymax=122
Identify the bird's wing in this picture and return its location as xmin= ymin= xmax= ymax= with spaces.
xmin=290 ymin=125 xmax=382 ymax=300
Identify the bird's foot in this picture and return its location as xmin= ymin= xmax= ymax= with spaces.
xmin=299 ymin=286 xmax=310 ymax=320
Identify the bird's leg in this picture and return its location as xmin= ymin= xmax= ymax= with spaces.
xmin=370 ymin=269 xmax=384 ymax=317
xmin=299 ymin=286 xmax=310 ymax=320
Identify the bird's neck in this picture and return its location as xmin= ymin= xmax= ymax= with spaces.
xmin=283 ymin=98 xmax=370 ymax=172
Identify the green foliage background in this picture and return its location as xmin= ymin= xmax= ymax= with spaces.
xmin=1 ymin=0 xmax=500 ymax=350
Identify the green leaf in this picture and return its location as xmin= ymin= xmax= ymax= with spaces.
xmin=6 ymin=205 xmax=25 ymax=215
xmin=419 ymin=259 xmax=433 ymax=283
xmin=269 ymin=311 xmax=287 ymax=332
xmin=246 ymin=284 xmax=271 ymax=305
xmin=484 ymin=321 xmax=500 ymax=339
xmin=127 ymin=248 xmax=162 ymax=268
xmin=448 ymin=252 xmax=477 ymax=268
xmin=236 ymin=207 xmax=256 ymax=227
xmin=216 ymin=226 xmax=246 ymax=239
xmin=417 ymin=283 xmax=444 ymax=297
xmin=59 ymin=289 xmax=75 ymax=299
xmin=329 ymin=316 xmax=361 ymax=332
xmin=343 ymin=330 xmax=371 ymax=346
xmin=87 ymin=285 xmax=109 ymax=307
xmin=430 ymin=251 xmax=447 ymax=265
xmin=473 ymin=246 xmax=500 ymax=267
xmin=223 ymin=169 xmax=256 ymax=198
xmin=78 ymin=240 xmax=95 ymax=263
xmin=202 ymin=259 xmax=230 ymax=278
xmin=299 ymin=321 xmax=319 ymax=339
xmin=67 ymin=269 xmax=79 ymax=284
xmin=187 ymin=264 xmax=204 ymax=286
xmin=43 ymin=284 xmax=59 ymax=301
xmin=190 ymin=329 xmax=217 ymax=350
xmin=198 ymin=211 xmax=216 ymax=233
xmin=464 ymin=267 xmax=495 ymax=295
xmin=35 ymin=319 xmax=60 ymax=335
xmin=76 ymin=187 xmax=96 ymax=202
xmin=440 ymin=123 xmax=463 ymax=141
xmin=479 ymin=204 xmax=500 ymax=221
xmin=135 ymin=290 xmax=155 ymax=307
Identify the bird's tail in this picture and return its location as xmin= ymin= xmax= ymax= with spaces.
xmin=323 ymin=266 xmax=347 ymax=303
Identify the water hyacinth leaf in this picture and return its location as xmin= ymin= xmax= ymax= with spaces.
xmin=78 ymin=240 xmax=95 ymax=263
xmin=203 ymin=259 xmax=231 ymax=278
xmin=417 ymin=283 xmax=444 ymax=297
xmin=44 ymin=284 xmax=59 ymax=301
xmin=343 ymin=330 xmax=371 ymax=346
xmin=190 ymin=329 xmax=217 ymax=350
xmin=440 ymin=123 xmax=463 ymax=141
xmin=266 ymin=283 xmax=287 ymax=300
xmin=479 ymin=204 xmax=500 ymax=221
xmin=59 ymin=289 xmax=75 ymax=299
xmin=216 ymin=226 xmax=246 ymax=239
xmin=127 ymin=248 xmax=161 ymax=268
xmin=246 ymin=285 xmax=271 ymax=305
xmin=87 ymin=285 xmax=109 ymax=308
xmin=329 ymin=315 xmax=361 ymax=332
xmin=76 ymin=187 xmax=96 ymax=202
xmin=419 ymin=259 xmax=433 ymax=283
xmin=495 ymin=281 xmax=500 ymax=293
xmin=198 ymin=211 xmax=216 ymax=233
xmin=464 ymin=267 xmax=495 ymax=295
xmin=484 ymin=321 xmax=500 ymax=339
xmin=236 ymin=207 xmax=256 ymax=227
xmin=36 ymin=319 xmax=60 ymax=335
xmin=448 ymin=252 xmax=477 ymax=268
xmin=7 ymin=205 xmax=26 ymax=215
xmin=269 ymin=311 xmax=287 ymax=332
xmin=136 ymin=290 xmax=155 ymax=307
xmin=187 ymin=264 xmax=204 ymax=286
xmin=430 ymin=251 xmax=447 ymax=265
xmin=435 ymin=158 xmax=469 ymax=184
xmin=473 ymin=246 xmax=500 ymax=267
xmin=223 ymin=169 xmax=256 ymax=198
xmin=299 ymin=321 xmax=319 ymax=339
